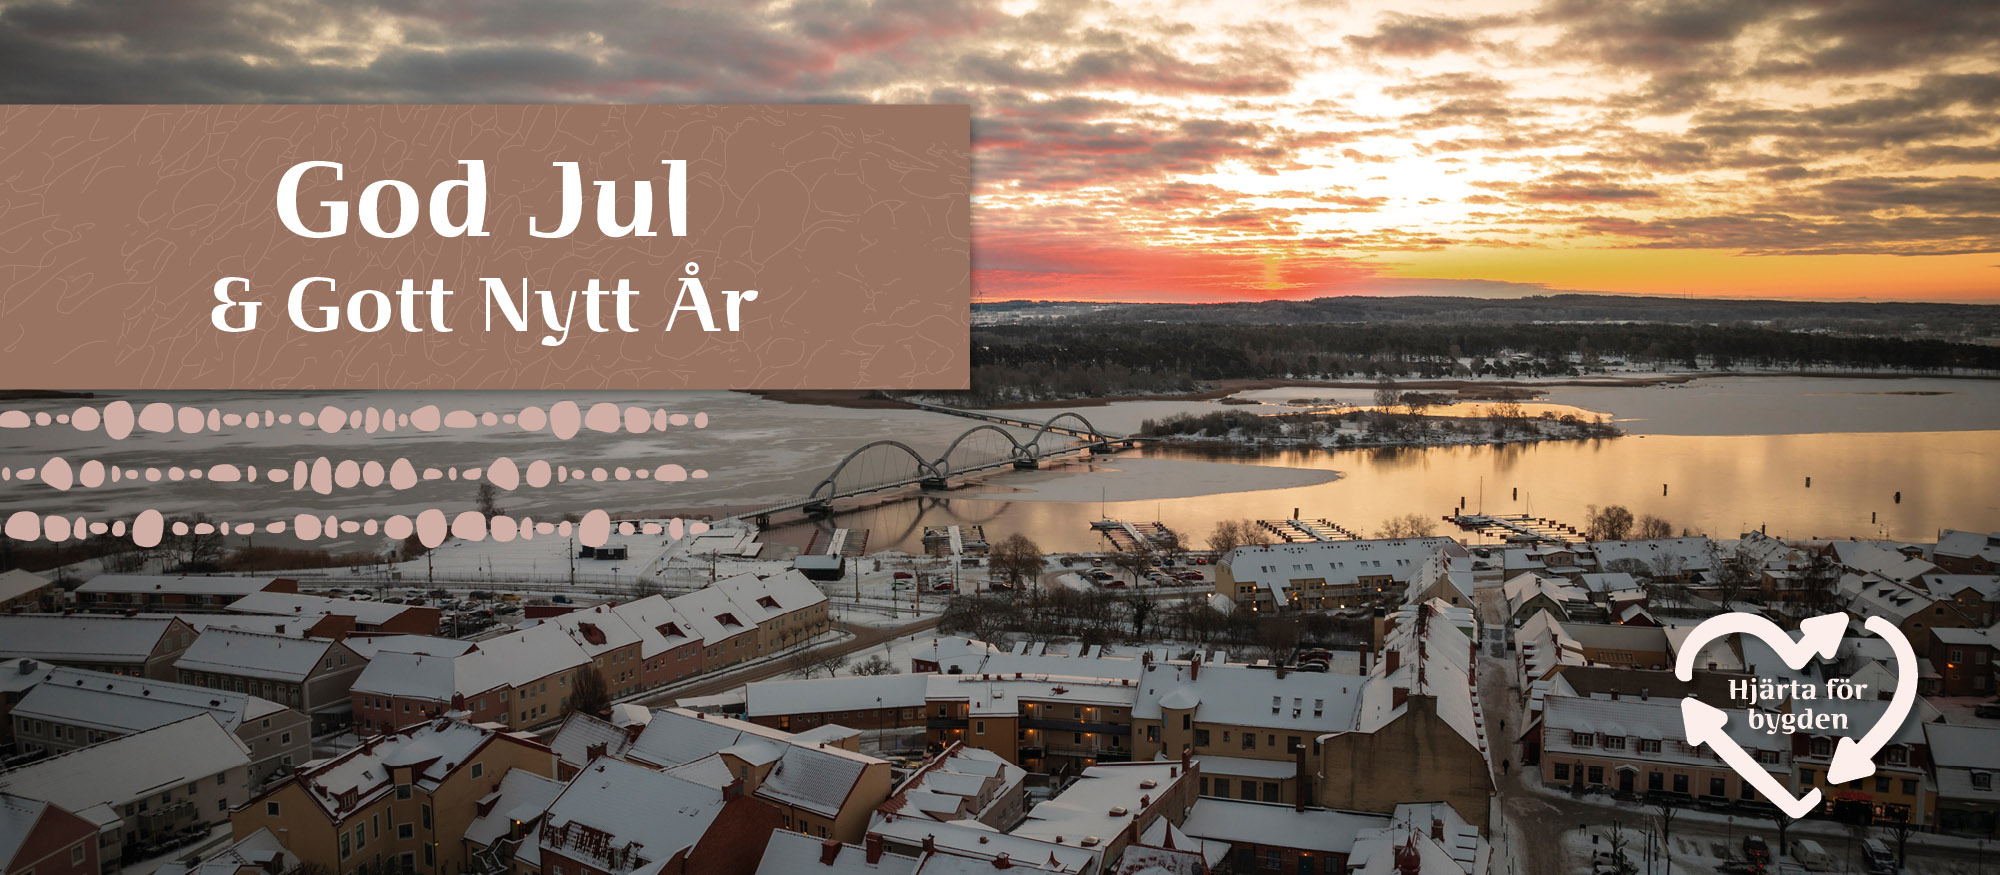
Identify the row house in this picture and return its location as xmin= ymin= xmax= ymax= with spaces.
xmin=73 ymin=576 xmax=296 ymax=614
xmin=229 ymin=718 xmax=558 ymax=875
xmin=0 ymin=715 xmax=253 ymax=870
xmin=1214 ymin=539 xmax=1465 ymax=613
xmin=0 ymin=570 xmax=58 ymax=614
xmin=924 ymin=672 xmax=1142 ymax=774
xmin=1925 ymin=722 xmax=2000 ymax=837
xmin=351 ymin=622 xmax=588 ymax=733
xmin=1541 ymin=694 xmax=1785 ymax=804
xmin=1790 ymin=698 xmax=1940 ymax=825
xmin=225 ymin=591 xmax=442 ymax=639
xmin=0 ymin=615 xmax=198 ymax=680
xmin=9 ymin=665 xmax=311 ymax=786
xmin=175 ymin=629 xmax=365 ymax=734
xmin=1936 ymin=530 xmax=2000 ymax=575
xmin=1929 ymin=627 xmax=1998 ymax=696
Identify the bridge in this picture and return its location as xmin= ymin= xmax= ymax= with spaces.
xmin=738 ymin=406 xmax=1142 ymax=523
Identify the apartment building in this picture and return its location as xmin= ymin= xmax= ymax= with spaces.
xmin=530 ymin=757 xmax=777 ymax=875
xmin=175 ymin=629 xmax=365 ymax=733
xmin=623 ymin=709 xmax=893 ymax=843
xmin=0 ymin=570 xmax=58 ymax=614
xmin=0 ymin=615 xmax=198 ymax=680
xmin=923 ymin=672 xmax=1142 ymax=772
xmin=225 ymin=591 xmax=442 ymax=638
xmin=8 ymin=665 xmax=310 ymax=785
xmin=74 ymin=576 xmax=297 ymax=614
xmin=230 ymin=718 xmax=558 ymax=875
xmin=1133 ymin=658 xmax=1359 ymax=806
xmin=0 ymin=715 xmax=253 ymax=870
xmin=1214 ymin=539 xmax=1465 ymax=613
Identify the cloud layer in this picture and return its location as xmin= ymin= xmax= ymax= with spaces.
xmin=3 ymin=0 xmax=1994 ymax=300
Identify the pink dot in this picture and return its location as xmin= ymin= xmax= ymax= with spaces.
xmin=279 ymin=414 xmax=294 ymax=424
xmin=56 ymin=414 xmax=70 ymax=424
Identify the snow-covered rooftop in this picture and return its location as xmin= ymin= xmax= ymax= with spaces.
xmin=0 ymin=715 xmax=250 ymax=827
xmin=11 ymin=665 xmax=288 ymax=736
xmin=0 ymin=614 xmax=185 ymax=663
xmin=176 ymin=628 xmax=348 ymax=683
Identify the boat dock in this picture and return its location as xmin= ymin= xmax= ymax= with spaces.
xmin=1258 ymin=518 xmax=1362 ymax=542
xmin=1448 ymin=513 xmax=1581 ymax=544
xmin=1093 ymin=520 xmax=1177 ymax=552
xmin=923 ymin=524 xmax=988 ymax=557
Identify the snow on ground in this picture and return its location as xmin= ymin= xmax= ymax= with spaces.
xmin=950 ymin=456 xmax=1340 ymax=502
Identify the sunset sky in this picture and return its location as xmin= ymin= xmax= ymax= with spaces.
xmin=2 ymin=0 xmax=1995 ymax=302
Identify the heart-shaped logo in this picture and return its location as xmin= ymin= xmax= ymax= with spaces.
xmin=1673 ymin=612 xmax=1916 ymax=820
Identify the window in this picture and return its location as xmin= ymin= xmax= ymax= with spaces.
xmin=217 ymin=774 xmax=227 ymax=786
xmin=1810 ymin=738 xmax=1832 ymax=758
xmin=1648 ymin=772 xmax=1663 ymax=792
xmin=1886 ymin=746 xmax=1908 ymax=766
xmin=471 ymin=762 xmax=485 ymax=778
xmin=1639 ymin=739 xmax=1662 ymax=754
xmin=1194 ymin=729 xmax=1210 ymax=747
xmin=1262 ymin=782 xmax=1279 ymax=802
xmin=266 ymin=802 xmax=281 ymax=816
xmin=1801 ymin=768 xmax=1816 ymax=785
xmin=1974 ymin=773 xmax=1993 ymax=791
xmin=421 ymin=804 xmax=432 ymax=829
xmin=1877 ymin=777 xmax=1892 ymax=793
xmin=73 ymin=846 xmax=85 ymax=864
xmin=1146 ymin=726 xmax=1160 ymax=743
xmin=217 ymin=799 xmax=227 ymax=813
xmin=1240 ymin=782 xmax=1255 ymax=801
xmin=1214 ymin=779 xmax=1231 ymax=798
xmin=1571 ymin=731 xmax=1594 ymax=747
xmin=1588 ymin=766 xmax=1604 ymax=785
xmin=1553 ymin=763 xmax=1570 ymax=781
xmin=1903 ymin=779 xmax=1919 ymax=795
xmin=1709 ymin=777 xmax=1726 ymax=798
xmin=1242 ymin=733 xmax=1255 ymax=751
xmin=1602 ymin=736 xmax=1626 ymax=751
xmin=340 ymin=834 xmax=351 ymax=859
xmin=281 ymin=732 xmax=292 ymax=744
xmin=396 ymin=785 xmax=412 ymax=800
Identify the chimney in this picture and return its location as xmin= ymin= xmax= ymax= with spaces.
xmin=1385 ymin=649 xmax=1400 ymax=674
xmin=17 ymin=659 xmax=34 ymax=674
xmin=1392 ymin=686 xmax=1410 ymax=709
xmin=992 ymin=853 xmax=1012 ymax=869
xmin=865 ymin=834 xmax=884 ymax=864
xmin=1431 ymin=818 xmax=1444 ymax=841
xmin=922 ymin=835 xmax=936 ymax=855
xmin=819 ymin=839 xmax=842 ymax=865
xmin=586 ymin=742 xmax=608 ymax=761
xmin=1639 ymin=688 xmax=1649 ymax=701
xmin=1190 ymin=655 xmax=1200 ymax=682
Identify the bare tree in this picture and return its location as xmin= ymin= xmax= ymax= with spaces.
xmin=1256 ymin=616 xmax=1301 ymax=663
xmin=1636 ymin=514 xmax=1674 ymax=539
xmin=1207 ymin=518 xmax=1269 ymax=554
xmin=1879 ymin=812 xmax=1919 ymax=869
xmin=989 ymin=533 xmax=1048 ymax=592
xmin=1585 ymin=504 xmax=1636 ymax=541
xmin=567 ymin=668 xmax=611 ymax=717
xmin=851 ymin=654 xmax=896 ymax=676
xmin=1653 ymin=798 xmax=1680 ymax=875
xmin=1377 ymin=512 xmax=1438 ymax=540
xmin=1127 ymin=592 xmax=1156 ymax=641
xmin=476 ymin=481 xmax=505 ymax=519
xmin=162 ymin=514 xmax=227 ymax=571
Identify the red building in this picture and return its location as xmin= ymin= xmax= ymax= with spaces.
xmin=0 ymin=793 xmax=101 ymax=875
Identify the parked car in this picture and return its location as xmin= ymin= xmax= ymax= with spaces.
xmin=928 ymin=581 xmax=956 ymax=593
xmin=893 ymin=571 xmax=916 ymax=580
xmin=1975 ymin=702 xmax=2000 ymax=719
xmin=1743 ymin=835 xmax=1769 ymax=864
xmin=1861 ymin=838 xmax=1895 ymax=873
xmin=1193 ymin=556 xmax=1209 ymax=565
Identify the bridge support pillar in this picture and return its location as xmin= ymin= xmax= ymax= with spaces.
xmin=802 ymin=501 xmax=833 ymax=516
xmin=1090 ymin=442 xmax=1114 ymax=454
xmin=755 ymin=513 xmax=771 ymax=527
xmin=920 ymin=476 xmax=951 ymax=490
xmin=1012 ymin=458 xmax=1039 ymax=470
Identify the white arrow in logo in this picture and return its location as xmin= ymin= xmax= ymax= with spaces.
xmin=1827 ymin=616 xmax=1918 ymax=784
xmin=1681 ymin=697 xmax=1822 ymax=819
xmin=1672 ymin=612 xmax=1915 ymax=820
